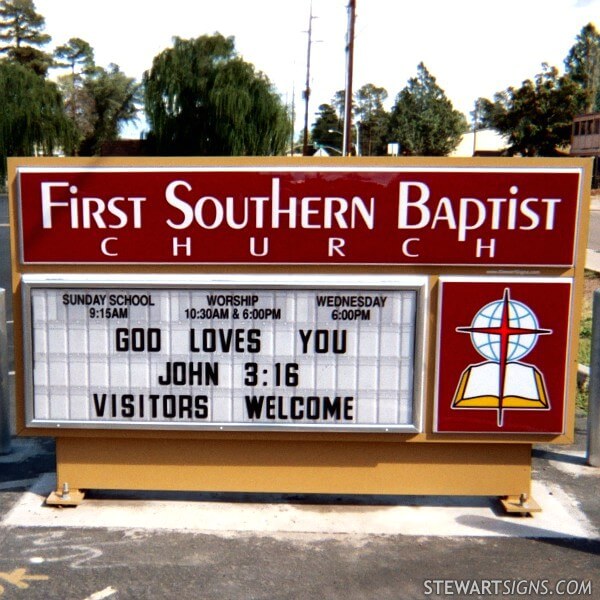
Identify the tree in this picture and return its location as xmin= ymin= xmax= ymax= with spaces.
xmin=470 ymin=98 xmax=486 ymax=132
xmin=54 ymin=37 xmax=94 ymax=75
xmin=52 ymin=38 xmax=137 ymax=156
xmin=79 ymin=63 xmax=139 ymax=155
xmin=331 ymin=90 xmax=346 ymax=121
xmin=355 ymin=84 xmax=387 ymax=118
xmin=0 ymin=61 xmax=74 ymax=178
xmin=564 ymin=23 xmax=600 ymax=113
xmin=53 ymin=37 xmax=97 ymax=155
xmin=209 ymin=57 xmax=290 ymax=155
xmin=355 ymin=83 xmax=389 ymax=156
xmin=319 ymin=86 xmax=388 ymax=156
xmin=479 ymin=64 xmax=585 ymax=156
xmin=56 ymin=74 xmax=96 ymax=155
xmin=310 ymin=103 xmax=343 ymax=154
xmin=143 ymin=34 xmax=290 ymax=156
xmin=0 ymin=0 xmax=51 ymax=75
xmin=388 ymin=63 xmax=466 ymax=156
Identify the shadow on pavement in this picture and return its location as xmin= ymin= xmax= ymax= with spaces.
xmin=456 ymin=515 xmax=600 ymax=555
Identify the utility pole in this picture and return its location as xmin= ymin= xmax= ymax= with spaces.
xmin=302 ymin=2 xmax=315 ymax=156
xmin=472 ymin=99 xmax=479 ymax=157
xmin=342 ymin=0 xmax=356 ymax=157
xmin=290 ymin=85 xmax=296 ymax=156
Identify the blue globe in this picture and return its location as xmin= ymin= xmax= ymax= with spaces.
xmin=469 ymin=298 xmax=540 ymax=362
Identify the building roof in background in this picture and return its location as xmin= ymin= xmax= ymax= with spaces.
xmin=450 ymin=129 xmax=508 ymax=157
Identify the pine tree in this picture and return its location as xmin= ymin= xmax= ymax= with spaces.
xmin=54 ymin=37 xmax=94 ymax=76
xmin=0 ymin=0 xmax=51 ymax=75
xmin=564 ymin=23 xmax=600 ymax=113
xmin=311 ymin=103 xmax=343 ymax=154
xmin=388 ymin=63 xmax=466 ymax=156
xmin=355 ymin=84 xmax=389 ymax=156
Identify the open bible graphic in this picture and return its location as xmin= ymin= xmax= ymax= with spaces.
xmin=452 ymin=288 xmax=552 ymax=427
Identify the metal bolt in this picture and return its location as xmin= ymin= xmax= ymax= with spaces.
xmin=61 ymin=482 xmax=71 ymax=500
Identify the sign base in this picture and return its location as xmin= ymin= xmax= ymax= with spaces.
xmin=46 ymin=488 xmax=85 ymax=507
xmin=53 ymin=437 xmax=533 ymax=498
xmin=500 ymin=494 xmax=542 ymax=515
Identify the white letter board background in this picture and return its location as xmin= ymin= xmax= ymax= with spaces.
xmin=28 ymin=284 xmax=419 ymax=430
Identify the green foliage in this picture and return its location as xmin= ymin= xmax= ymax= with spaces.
xmin=0 ymin=0 xmax=51 ymax=75
xmin=355 ymin=83 xmax=389 ymax=156
xmin=355 ymin=83 xmax=386 ymax=117
xmin=0 ymin=0 xmax=138 ymax=158
xmin=144 ymin=34 xmax=234 ymax=155
xmin=310 ymin=103 xmax=343 ymax=154
xmin=578 ymin=313 xmax=592 ymax=371
xmin=57 ymin=63 xmax=140 ymax=156
xmin=564 ymin=23 xmax=600 ymax=113
xmin=54 ymin=37 xmax=96 ymax=155
xmin=480 ymin=24 xmax=599 ymax=156
xmin=0 ymin=61 xmax=75 ymax=177
xmin=54 ymin=37 xmax=94 ymax=75
xmin=57 ymin=74 xmax=96 ymax=155
xmin=52 ymin=37 xmax=138 ymax=156
xmin=79 ymin=64 xmax=140 ymax=155
xmin=143 ymin=34 xmax=290 ymax=156
xmin=479 ymin=64 xmax=585 ymax=156
xmin=331 ymin=90 xmax=347 ymax=121
xmin=210 ymin=57 xmax=290 ymax=155
xmin=313 ymin=85 xmax=390 ymax=156
xmin=388 ymin=63 xmax=466 ymax=156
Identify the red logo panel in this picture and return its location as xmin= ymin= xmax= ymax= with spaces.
xmin=435 ymin=278 xmax=572 ymax=434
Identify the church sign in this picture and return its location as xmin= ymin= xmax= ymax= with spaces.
xmin=7 ymin=157 xmax=591 ymax=501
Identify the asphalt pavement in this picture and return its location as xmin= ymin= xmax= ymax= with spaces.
xmin=0 ymin=193 xmax=598 ymax=599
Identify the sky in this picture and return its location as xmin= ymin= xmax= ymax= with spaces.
xmin=34 ymin=0 xmax=600 ymax=139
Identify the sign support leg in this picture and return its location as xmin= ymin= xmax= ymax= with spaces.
xmin=46 ymin=481 xmax=85 ymax=507
xmin=499 ymin=493 xmax=542 ymax=515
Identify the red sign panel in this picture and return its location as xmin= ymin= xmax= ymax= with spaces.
xmin=17 ymin=166 xmax=581 ymax=265
xmin=435 ymin=278 xmax=572 ymax=434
